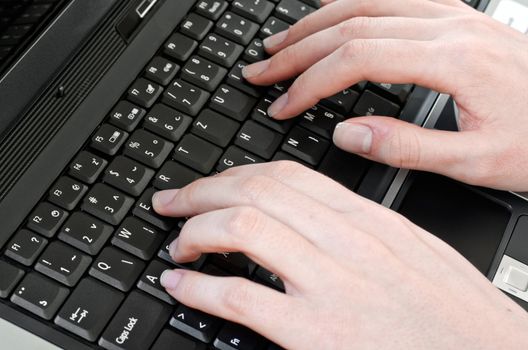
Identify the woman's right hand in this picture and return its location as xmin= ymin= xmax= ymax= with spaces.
xmin=243 ymin=0 xmax=528 ymax=191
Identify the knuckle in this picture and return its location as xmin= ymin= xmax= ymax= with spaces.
xmin=337 ymin=17 xmax=373 ymax=38
xmin=340 ymin=40 xmax=376 ymax=68
xmin=226 ymin=206 xmax=264 ymax=244
xmin=222 ymin=278 xmax=258 ymax=316
xmin=238 ymin=175 xmax=276 ymax=203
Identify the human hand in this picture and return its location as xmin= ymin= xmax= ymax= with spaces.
xmin=153 ymin=162 xmax=528 ymax=349
xmin=242 ymin=0 xmax=528 ymax=191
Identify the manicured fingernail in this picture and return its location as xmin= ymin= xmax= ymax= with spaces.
xmin=333 ymin=123 xmax=373 ymax=153
xmin=242 ymin=59 xmax=270 ymax=79
xmin=168 ymin=238 xmax=179 ymax=257
xmin=152 ymin=190 xmax=178 ymax=208
xmin=160 ymin=269 xmax=183 ymax=289
xmin=268 ymin=93 xmax=288 ymax=118
xmin=263 ymin=30 xmax=288 ymax=49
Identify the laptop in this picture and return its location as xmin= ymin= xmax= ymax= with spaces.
xmin=0 ymin=0 xmax=526 ymax=349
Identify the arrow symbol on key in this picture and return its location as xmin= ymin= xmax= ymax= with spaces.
xmin=199 ymin=322 xmax=207 ymax=329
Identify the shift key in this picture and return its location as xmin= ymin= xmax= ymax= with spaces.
xmin=99 ymin=291 xmax=171 ymax=350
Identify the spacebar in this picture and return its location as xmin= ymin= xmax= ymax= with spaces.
xmin=317 ymin=145 xmax=371 ymax=192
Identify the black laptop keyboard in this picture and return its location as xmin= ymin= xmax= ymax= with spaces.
xmin=0 ymin=0 xmax=416 ymax=349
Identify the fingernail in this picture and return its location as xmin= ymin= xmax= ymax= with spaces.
xmin=168 ymin=238 xmax=179 ymax=257
xmin=242 ymin=59 xmax=270 ymax=79
xmin=160 ymin=269 xmax=183 ymax=289
xmin=333 ymin=123 xmax=373 ymax=153
xmin=263 ymin=30 xmax=288 ymax=49
xmin=152 ymin=189 xmax=178 ymax=209
xmin=268 ymin=93 xmax=288 ymax=118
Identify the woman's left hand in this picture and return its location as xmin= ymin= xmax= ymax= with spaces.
xmin=152 ymin=161 xmax=528 ymax=349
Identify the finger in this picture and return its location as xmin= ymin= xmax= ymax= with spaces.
xmin=266 ymin=39 xmax=452 ymax=119
xmin=332 ymin=117 xmax=496 ymax=186
xmin=219 ymin=161 xmax=375 ymax=213
xmin=153 ymin=175 xmax=350 ymax=247
xmin=161 ymin=269 xmax=300 ymax=348
xmin=264 ymin=0 xmax=463 ymax=54
xmin=172 ymin=206 xmax=329 ymax=290
xmin=244 ymin=17 xmax=445 ymax=85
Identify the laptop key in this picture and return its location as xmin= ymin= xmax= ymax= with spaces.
xmin=214 ymin=322 xmax=265 ymax=350
xmin=27 ymin=202 xmax=68 ymax=238
xmin=174 ymin=134 xmax=223 ymax=174
xmin=255 ymin=266 xmax=285 ymax=291
xmin=370 ymin=83 xmax=413 ymax=104
xmin=68 ymin=151 xmax=108 ymax=184
xmin=275 ymin=0 xmax=315 ymax=24
xmin=0 ymin=260 xmax=24 ymax=298
xmin=321 ymin=88 xmax=359 ymax=115
xmin=210 ymin=84 xmax=256 ymax=122
xmin=226 ymin=61 xmax=263 ymax=98
xmin=251 ymin=96 xmax=294 ymax=134
xmin=112 ymin=217 xmax=165 ymax=260
xmin=353 ymin=90 xmax=400 ymax=117
xmin=192 ymin=109 xmax=240 ymax=147
xmin=82 ymin=183 xmax=135 ymax=225
xmin=54 ymin=278 xmax=124 ymax=342
xmin=259 ymin=16 xmax=289 ymax=38
xmin=298 ymin=105 xmax=344 ymax=139
xmin=133 ymin=188 xmax=178 ymax=231
xmin=318 ymin=145 xmax=370 ymax=192
xmin=58 ymin=212 xmax=113 ymax=255
xmin=180 ymin=13 xmax=213 ymax=41
xmin=215 ymin=12 xmax=259 ymax=45
xmin=199 ymin=33 xmax=244 ymax=68
xmin=35 ymin=241 xmax=92 ymax=287
xmin=103 ymin=156 xmax=155 ymax=196
xmin=209 ymin=252 xmax=256 ymax=277
xmin=137 ymin=259 xmax=176 ymax=305
xmin=163 ymin=79 xmax=211 ymax=117
xmin=243 ymin=38 xmax=267 ymax=63
xmin=170 ymin=304 xmax=222 ymax=343
xmin=153 ymin=161 xmax=202 ymax=191
xmin=152 ymin=329 xmax=206 ymax=350
xmin=181 ymin=55 xmax=227 ymax=91
xmin=5 ymin=229 xmax=47 ymax=266
xmin=232 ymin=0 xmax=275 ymax=23
xmin=99 ymin=291 xmax=172 ymax=350
xmin=108 ymin=101 xmax=146 ymax=132
xmin=144 ymin=104 xmax=193 ymax=142
xmin=48 ymin=176 xmax=88 ymax=210
xmin=124 ymin=129 xmax=174 ymax=168
xmin=157 ymin=230 xmax=207 ymax=270
xmin=235 ymin=120 xmax=282 ymax=159
xmin=282 ymin=127 xmax=330 ymax=166
xmin=195 ymin=0 xmax=229 ymax=20
xmin=89 ymin=247 xmax=145 ymax=292
xmin=11 ymin=272 xmax=70 ymax=320
xmin=91 ymin=124 xmax=129 ymax=156
xmin=145 ymin=56 xmax=180 ymax=86
xmin=164 ymin=33 xmax=198 ymax=62
xmin=127 ymin=78 xmax=164 ymax=109
xmin=217 ymin=145 xmax=264 ymax=172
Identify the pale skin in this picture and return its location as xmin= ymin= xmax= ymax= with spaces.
xmin=152 ymin=0 xmax=528 ymax=348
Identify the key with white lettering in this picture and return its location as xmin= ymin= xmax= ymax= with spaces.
xmin=144 ymin=104 xmax=193 ymax=142
xmin=124 ymin=129 xmax=174 ymax=169
xmin=216 ymin=145 xmax=263 ymax=172
xmin=11 ymin=272 xmax=70 ymax=320
xmin=82 ymin=184 xmax=135 ymax=225
xmin=58 ymin=212 xmax=113 ymax=255
xmin=215 ymin=12 xmax=259 ymax=45
xmin=68 ymin=151 xmax=108 ymax=184
xmin=274 ymin=0 xmax=315 ymax=24
xmin=90 ymin=124 xmax=129 ymax=156
xmin=111 ymin=217 xmax=165 ymax=260
xmin=281 ymin=126 xmax=330 ymax=166
xmin=181 ymin=55 xmax=228 ymax=91
xmin=133 ymin=188 xmax=178 ymax=231
xmin=232 ymin=0 xmax=275 ymax=23
xmin=170 ymin=304 xmax=222 ymax=343
xmin=35 ymin=241 xmax=92 ymax=287
xmin=251 ymin=96 xmax=294 ymax=134
xmin=26 ymin=202 xmax=69 ymax=238
xmin=254 ymin=266 xmax=285 ymax=291
xmin=127 ymin=78 xmax=163 ymax=109
xmin=298 ymin=105 xmax=344 ymax=139
xmin=89 ymin=247 xmax=145 ymax=292
xmin=163 ymin=79 xmax=211 ymax=116
xmin=173 ymin=134 xmax=223 ymax=174
xmin=153 ymin=161 xmax=201 ymax=191
xmin=195 ymin=0 xmax=228 ymax=20
xmin=210 ymin=84 xmax=256 ymax=122
xmin=234 ymin=120 xmax=282 ymax=159
xmin=103 ymin=156 xmax=155 ymax=196
xmin=108 ymin=101 xmax=146 ymax=132
xmin=157 ymin=230 xmax=206 ymax=271
xmin=199 ymin=33 xmax=244 ymax=67
xmin=5 ymin=229 xmax=48 ymax=266
xmin=54 ymin=278 xmax=124 ymax=341
xmin=99 ymin=291 xmax=171 ymax=350
xmin=48 ymin=176 xmax=88 ymax=210
xmin=214 ymin=322 xmax=265 ymax=350
xmin=137 ymin=260 xmax=175 ymax=304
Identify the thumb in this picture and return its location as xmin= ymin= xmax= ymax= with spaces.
xmin=332 ymin=116 xmax=488 ymax=183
